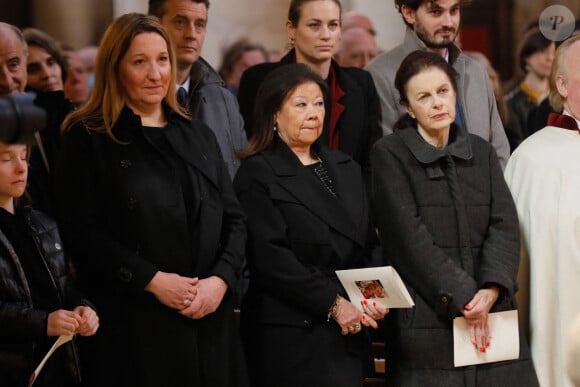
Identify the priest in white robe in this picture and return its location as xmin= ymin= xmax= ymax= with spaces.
xmin=505 ymin=34 xmax=580 ymax=387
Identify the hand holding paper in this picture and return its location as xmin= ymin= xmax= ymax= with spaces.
xmin=453 ymin=310 xmax=520 ymax=367
xmin=335 ymin=266 xmax=414 ymax=311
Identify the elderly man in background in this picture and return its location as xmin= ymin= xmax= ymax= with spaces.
xmin=61 ymin=45 xmax=91 ymax=107
xmin=0 ymin=22 xmax=27 ymax=97
xmin=341 ymin=10 xmax=376 ymax=36
xmin=505 ymin=33 xmax=580 ymax=387
xmin=334 ymin=27 xmax=378 ymax=68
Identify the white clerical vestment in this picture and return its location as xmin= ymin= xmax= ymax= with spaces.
xmin=505 ymin=120 xmax=580 ymax=387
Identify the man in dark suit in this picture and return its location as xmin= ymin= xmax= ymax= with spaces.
xmin=148 ymin=0 xmax=247 ymax=180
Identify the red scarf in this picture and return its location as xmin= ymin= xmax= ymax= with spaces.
xmin=327 ymin=65 xmax=345 ymax=149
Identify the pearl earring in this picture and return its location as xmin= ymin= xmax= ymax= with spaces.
xmin=273 ymin=122 xmax=278 ymax=131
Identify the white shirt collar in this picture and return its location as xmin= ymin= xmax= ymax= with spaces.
xmin=177 ymin=76 xmax=191 ymax=93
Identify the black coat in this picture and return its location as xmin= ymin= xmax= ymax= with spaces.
xmin=234 ymin=139 xmax=378 ymax=387
xmin=370 ymin=125 xmax=538 ymax=386
xmin=55 ymin=106 xmax=247 ymax=387
xmin=26 ymin=91 xmax=76 ymax=217
xmin=237 ymin=50 xmax=382 ymax=177
xmin=0 ymin=208 xmax=85 ymax=386
xmin=504 ymin=88 xmax=542 ymax=151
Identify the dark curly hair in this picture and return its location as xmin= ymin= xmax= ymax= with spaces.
xmin=22 ymin=27 xmax=68 ymax=84
xmin=394 ymin=0 xmax=472 ymax=27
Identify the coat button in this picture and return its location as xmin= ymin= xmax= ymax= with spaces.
xmin=118 ymin=268 xmax=132 ymax=282
xmin=303 ymin=320 xmax=310 ymax=327
xmin=120 ymin=160 xmax=132 ymax=168
xmin=127 ymin=197 xmax=137 ymax=210
xmin=54 ymin=242 xmax=62 ymax=251
xmin=440 ymin=295 xmax=449 ymax=303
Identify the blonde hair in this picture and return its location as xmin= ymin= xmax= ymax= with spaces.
xmin=61 ymin=13 xmax=187 ymax=141
xmin=549 ymin=33 xmax=580 ymax=113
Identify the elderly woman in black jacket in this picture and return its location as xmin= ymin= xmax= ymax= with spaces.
xmin=0 ymin=142 xmax=98 ymax=387
xmin=370 ymin=50 xmax=538 ymax=386
xmin=234 ymin=63 xmax=387 ymax=387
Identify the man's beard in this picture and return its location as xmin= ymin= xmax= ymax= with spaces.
xmin=416 ymin=26 xmax=457 ymax=49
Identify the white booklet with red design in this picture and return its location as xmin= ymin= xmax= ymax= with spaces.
xmin=335 ymin=266 xmax=414 ymax=311
xmin=453 ymin=310 xmax=520 ymax=367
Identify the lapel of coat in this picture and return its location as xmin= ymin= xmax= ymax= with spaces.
xmin=164 ymin=117 xmax=220 ymax=189
xmin=265 ymin=140 xmax=366 ymax=246
xmin=331 ymin=63 xmax=362 ymax=156
xmin=115 ymin=106 xmax=221 ymax=190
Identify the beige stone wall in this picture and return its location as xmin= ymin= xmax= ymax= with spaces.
xmin=512 ymin=0 xmax=579 ymax=37
xmin=30 ymin=0 xmax=401 ymax=68
xmin=32 ymin=0 xmax=111 ymax=49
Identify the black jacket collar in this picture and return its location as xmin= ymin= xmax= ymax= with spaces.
xmin=112 ymin=104 xmax=220 ymax=189
xmin=261 ymin=138 xmax=366 ymax=246
xmin=396 ymin=123 xmax=472 ymax=179
xmin=396 ymin=123 xmax=472 ymax=163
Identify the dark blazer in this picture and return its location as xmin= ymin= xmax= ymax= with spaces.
xmin=182 ymin=57 xmax=247 ymax=179
xmin=55 ymin=106 xmax=247 ymax=387
xmin=238 ymin=50 xmax=382 ymax=177
xmin=370 ymin=125 xmax=538 ymax=386
xmin=25 ymin=90 xmax=75 ymax=217
xmin=234 ymin=139 xmax=377 ymax=387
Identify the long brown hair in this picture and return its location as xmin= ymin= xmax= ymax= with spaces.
xmin=61 ymin=13 xmax=187 ymax=141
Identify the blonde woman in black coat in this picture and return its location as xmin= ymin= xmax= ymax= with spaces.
xmin=55 ymin=14 xmax=247 ymax=387
xmin=234 ymin=63 xmax=387 ymax=387
xmin=370 ymin=50 xmax=538 ymax=386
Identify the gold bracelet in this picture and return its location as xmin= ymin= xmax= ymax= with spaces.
xmin=327 ymin=295 xmax=342 ymax=322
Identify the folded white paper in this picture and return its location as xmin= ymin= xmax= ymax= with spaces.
xmin=28 ymin=334 xmax=74 ymax=387
xmin=453 ymin=310 xmax=520 ymax=367
xmin=335 ymin=266 xmax=414 ymax=311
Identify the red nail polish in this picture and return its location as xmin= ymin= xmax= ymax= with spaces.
xmin=486 ymin=342 xmax=490 ymax=347
xmin=360 ymin=300 xmax=364 ymax=305
xmin=479 ymin=347 xmax=486 ymax=353
xmin=373 ymin=302 xmax=377 ymax=307
xmin=465 ymin=304 xmax=472 ymax=310
xmin=363 ymin=300 xmax=368 ymax=305
xmin=361 ymin=315 xmax=366 ymax=320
